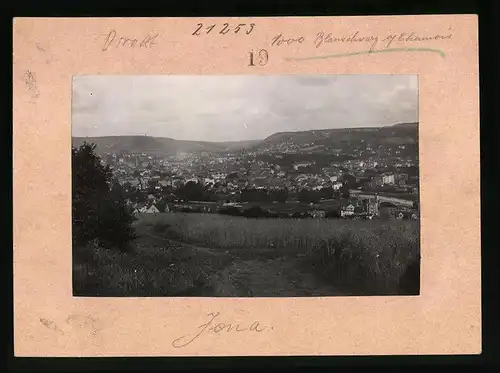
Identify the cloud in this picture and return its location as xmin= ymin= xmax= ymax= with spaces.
xmin=72 ymin=75 xmax=418 ymax=141
xmin=294 ymin=76 xmax=337 ymax=86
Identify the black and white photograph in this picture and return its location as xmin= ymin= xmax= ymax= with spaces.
xmin=72 ymin=74 xmax=420 ymax=297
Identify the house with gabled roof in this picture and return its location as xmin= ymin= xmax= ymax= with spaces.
xmin=340 ymin=204 xmax=355 ymax=217
xmin=144 ymin=204 xmax=160 ymax=214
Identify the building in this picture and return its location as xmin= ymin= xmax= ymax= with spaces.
xmin=360 ymin=196 xmax=379 ymax=216
xmin=144 ymin=204 xmax=160 ymax=214
xmin=395 ymin=173 xmax=409 ymax=181
xmin=159 ymin=178 xmax=172 ymax=187
xmin=379 ymin=202 xmax=398 ymax=219
xmin=293 ymin=162 xmax=313 ymax=170
xmin=332 ymin=181 xmax=343 ymax=190
xmin=341 ymin=204 xmax=355 ymax=217
xmin=371 ymin=175 xmax=384 ymax=187
xmin=382 ymin=173 xmax=395 ymax=185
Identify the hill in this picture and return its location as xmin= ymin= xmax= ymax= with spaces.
xmin=252 ymin=122 xmax=418 ymax=152
xmin=72 ymin=122 xmax=418 ymax=155
xmin=71 ymin=136 xmax=260 ymax=155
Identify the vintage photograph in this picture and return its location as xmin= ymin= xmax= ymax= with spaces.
xmin=72 ymin=74 xmax=420 ymax=297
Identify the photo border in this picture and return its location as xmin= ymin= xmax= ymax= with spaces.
xmin=9 ymin=0 xmax=494 ymax=368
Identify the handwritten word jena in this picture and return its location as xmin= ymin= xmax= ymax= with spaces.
xmin=101 ymin=29 xmax=159 ymax=52
xmin=172 ymin=312 xmax=274 ymax=348
xmin=192 ymin=23 xmax=255 ymax=36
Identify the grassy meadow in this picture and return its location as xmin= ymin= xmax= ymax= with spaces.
xmin=74 ymin=212 xmax=420 ymax=296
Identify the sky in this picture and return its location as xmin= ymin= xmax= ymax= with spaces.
xmin=72 ymin=75 xmax=418 ymax=142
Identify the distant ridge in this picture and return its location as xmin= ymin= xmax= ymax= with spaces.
xmin=72 ymin=122 xmax=418 ymax=155
xmin=71 ymin=135 xmax=261 ymax=155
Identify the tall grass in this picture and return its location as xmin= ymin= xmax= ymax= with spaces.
xmin=72 ymin=240 xmax=214 ymax=296
xmin=137 ymin=213 xmax=420 ymax=295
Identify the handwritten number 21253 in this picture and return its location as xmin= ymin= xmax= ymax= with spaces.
xmin=192 ymin=23 xmax=255 ymax=36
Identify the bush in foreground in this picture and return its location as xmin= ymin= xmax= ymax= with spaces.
xmin=72 ymin=142 xmax=136 ymax=251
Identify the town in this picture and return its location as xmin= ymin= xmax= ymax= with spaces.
xmin=101 ymin=136 xmax=419 ymax=220
xmin=72 ymin=75 xmax=421 ymax=298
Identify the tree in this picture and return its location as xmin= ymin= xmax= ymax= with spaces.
xmin=298 ymin=189 xmax=320 ymax=204
xmin=176 ymin=181 xmax=204 ymax=201
xmin=342 ymin=173 xmax=357 ymax=188
xmin=72 ymin=142 xmax=136 ymax=251
xmin=319 ymin=187 xmax=334 ymax=200
xmin=242 ymin=206 xmax=270 ymax=218
xmin=339 ymin=184 xmax=350 ymax=199
xmin=270 ymin=188 xmax=288 ymax=203
xmin=325 ymin=209 xmax=341 ymax=218
xmin=156 ymin=198 xmax=169 ymax=213
xmin=241 ymin=188 xmax=270 ymax=203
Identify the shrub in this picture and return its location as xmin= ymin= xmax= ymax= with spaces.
xmin=325 ymin=209 xmax=341 ymax=219
xmin=218 ymin=206 xmax=242 ymax=216
xmin=72 ymin=142 xmax=137 ymax=251
xmin=242 ymin=206 xmax=270 ymax=218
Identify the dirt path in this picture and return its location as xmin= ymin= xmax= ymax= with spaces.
xmin=138 ymin=231 xmax=342 ymax=297
xmin=208 ymin=254 xmax=343 ymax=297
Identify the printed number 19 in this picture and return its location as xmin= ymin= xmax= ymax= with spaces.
xmin=249 ymin=49 xmax=269 ymax=66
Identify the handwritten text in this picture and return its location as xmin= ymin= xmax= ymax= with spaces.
xmin=271 ymin=29 xmax=453 ymax=53
xmin=172 ymin=312 xmax=275 ymax=348
xmin=193 ymin=23 xmax=255 ymax=36
xmin=101 ymin=29 xmax=159 ymax=52
xmin=271 ymin=33 xmax=305 ymax=47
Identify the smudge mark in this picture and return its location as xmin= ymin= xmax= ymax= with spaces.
xmin=23 ymin=70 xmax=40 ymax=101
xmin=39 ymin=318 xmax=65 ymax=335
xmin=35 ymin=43 xmax=46 ymax=53
xmin=66 ymin=314 xmax=105 ymax=337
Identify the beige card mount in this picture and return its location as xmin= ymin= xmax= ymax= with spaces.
xmin=13 ymin=15 xmax=480 ymax=357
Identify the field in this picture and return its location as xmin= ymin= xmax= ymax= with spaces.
xmin=73 ymin=212 xmax=420 ymax=297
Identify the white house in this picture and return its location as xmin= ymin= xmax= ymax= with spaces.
xmin=341 ymin=204 xmax=355 ymax=217
xmin=144 ymin=204 xmax=160 ymax=214
xmin=204 ymin=178 xmax=216 ymax=186
xmin=159 ymin=179 xmax=172 ymax=187
xmin=382 ymin=173 xmax=395 ymax=185
xmin=332 ymin=182 xmax=343 ymax=190
xmin=293 ymin=162 xmax=313 ymax=170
